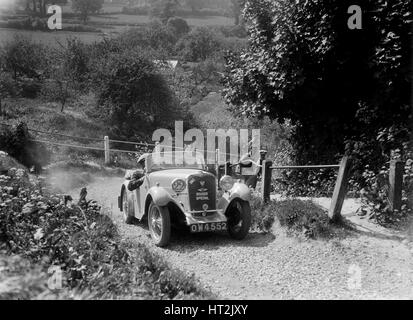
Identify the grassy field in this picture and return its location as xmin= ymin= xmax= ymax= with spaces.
xmin=0 ymin=9 xmax=234 ymax=46
xmin=87 ymin=13 xmax=234 ymax=27
xmin=0 ymin=28 xmax=108 ymax=46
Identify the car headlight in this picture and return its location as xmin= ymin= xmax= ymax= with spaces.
xmin=220 ymin=175 xmax=234 ymax=191
xmin=172 ymin=179 xmax=186 ymax=193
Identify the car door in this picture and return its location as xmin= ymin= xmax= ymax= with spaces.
xmin=137 ymin=175 xmax=151 ymax=220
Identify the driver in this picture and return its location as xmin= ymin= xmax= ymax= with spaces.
xmin=127 ymin=154 xmax=147 ymax=191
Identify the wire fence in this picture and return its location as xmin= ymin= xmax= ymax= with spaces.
xmin=0 ymin=121 xmax=242 ymax=160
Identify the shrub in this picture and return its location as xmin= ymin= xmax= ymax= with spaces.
xmin=121 ymin=6 xmax=150 ymax=15
xmin=0 ymin=72 xmax=20 ymax=98
xmin=2 ymin=17 xmax=48 ymax=31
xmin=0 ymin=122 xmax=49 ymax=172
xmin=0 ymin=167 xmax=212 ymax=299
xmin=250 ymin=196 xmax=332 ymax=238
xmin=19 ymin=78 xmax=42 ymax=98
xmin=63 ymin=24 xmax=101 ymax=33
xmin=166 ymin=17 xmax=190 ymax=37
xmin=272 ymin=168 xmax=338 ymax=197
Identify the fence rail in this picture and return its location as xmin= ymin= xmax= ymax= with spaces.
xmin=1 ymin=122 xmax=404 ymax=216
xmin=271 ymin=164 xmax=340 ymax=170
xmin=261 ymin=157 xmax=351 ymax=222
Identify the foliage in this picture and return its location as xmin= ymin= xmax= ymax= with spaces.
xmin=176 ymin=27 xmax=222 ymax=62
xmin=166 ymin=17 xmax=190 ymax=37
xmin=110 ymin=21 xmax=178 ymax=55
xmin=0 ymin=168 xmax=212 ymax=299
xmin=250 ymin=196 xmax=333 ymax=239
xmin=223 ymin=0 xmax=411 ymax=164
xmin=358 ymin=141 xmax=413 ymax=225
xmin=0 ymin=17 xmax=48 ymax=31
xmin=71 ymin=0 xmax=104 ymax=23
xmin=63 ymin=38 xmax=91 ymax=85
xmin=218 ymin=24 xmax=248 ymax=38
xmin=150 ymin=0 xmax=179 ymax=23
xmin=0 ymin=122 xmax=49 ymax=172
xmin=273 ymin=168 xmax=338 ymax=198
xmin=0 ymin=35 xmax=46 ymax=80
xmin=223 ymin=0 xmax=412 ymax=219
xmin=91 ymin=48 xmax=181 ymax=140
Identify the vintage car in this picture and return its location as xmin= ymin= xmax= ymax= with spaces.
xmin=118 ymin=152 xmax=252 ymax=247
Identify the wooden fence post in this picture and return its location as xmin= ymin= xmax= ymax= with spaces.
xmin=261 ymin=160 xmax=273 ymax=203
xmin=104 ymin=136 xmax=110 ymax=165
xmin=328 ymin=156 xmax=352 ymax=222
xmin=389 ymin=160 xmax=403 ymax=211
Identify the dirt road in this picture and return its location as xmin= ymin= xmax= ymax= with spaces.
xmin=68 ymin=176 xmax=413 ymax=300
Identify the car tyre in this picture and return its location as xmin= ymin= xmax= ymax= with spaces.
xmin=227 ymin=199 xmax=251 ymax=240
xmin=148 ymin=202 xmax=171 ymax=247
xmin=122 ymin=189 xmax=135 ymax=224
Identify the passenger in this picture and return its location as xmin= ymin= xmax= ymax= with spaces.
xmin=127 ymin=155 xmax=147 ymax=191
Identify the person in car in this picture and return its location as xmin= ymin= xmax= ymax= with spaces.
xmin=127 ymin=154 xmax=147 ymax=191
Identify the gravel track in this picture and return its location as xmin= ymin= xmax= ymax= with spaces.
xmin=69 ymin=176 xmax=413 ymax=300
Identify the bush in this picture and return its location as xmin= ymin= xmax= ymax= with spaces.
xmin=121 ymin=6 xmax=150 ymax=15
xmin=250 ymin=196 xmax=332 ymax=238
xmin=0 ymin=72 xmax=20 ymax=98
xmin=272 ymin=168 xmax=338 ymax=197
xmin=166 ymin=17 xmax=190 ymax=37
xmin=0 ymin=122 xmax=49 ymax=172
xmin=0 ymin=167 xmax=212 ymax=299
xmin=2 ymin=17 xmax=48 ymax=31
xmin=63 ymin=24 xmax=101 ymax=33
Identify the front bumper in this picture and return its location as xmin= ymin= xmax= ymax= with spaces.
xmin=185 ymin=209 xmax=227 ymax=226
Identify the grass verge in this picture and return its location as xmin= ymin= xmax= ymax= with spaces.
xmin=250 ymin=195 xmax=337 ymax=239
xmin=0 ymin=163 xmax=213 ymax=299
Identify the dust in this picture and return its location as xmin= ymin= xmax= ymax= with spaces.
xmin=43 ymin=168 xmax=95 ymax=194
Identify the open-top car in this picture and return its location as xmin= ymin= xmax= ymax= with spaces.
xmin=118 ymin=151 xmax=252 ymax=247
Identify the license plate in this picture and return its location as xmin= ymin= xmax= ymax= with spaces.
xmin=190 ymin=222 xmax=227 ymax=233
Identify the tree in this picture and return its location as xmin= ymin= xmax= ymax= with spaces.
xmin=176 ymin=27 xmax=222 ymax=62
xmin=150 ymin=0 xmax=179 ymax=23
xmin=223 ymin=0 xmax=412 ymax=177
xmin=166 ymin=17 xmax=190 ymax=37
xmin=185 ymin=0 xmax=204 ymax=13
xmin=91 ymin=49 xmax=183 ymax=139
xmin=71 ymin=0 xmax=104 ymax=23
xmin=0 ymin=35 xmax=45 ymax=80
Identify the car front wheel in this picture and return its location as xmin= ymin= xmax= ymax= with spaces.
xmin=148 ymin=202 xmax=171 ymax=247
xmin=227 ymin=199 xmax=251 ymax=240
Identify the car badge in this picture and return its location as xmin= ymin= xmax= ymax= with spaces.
xmin=200 ymin=181 xmax=205 ymax=187
xmin=202 ymin=204 xmax=208 ymax=211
